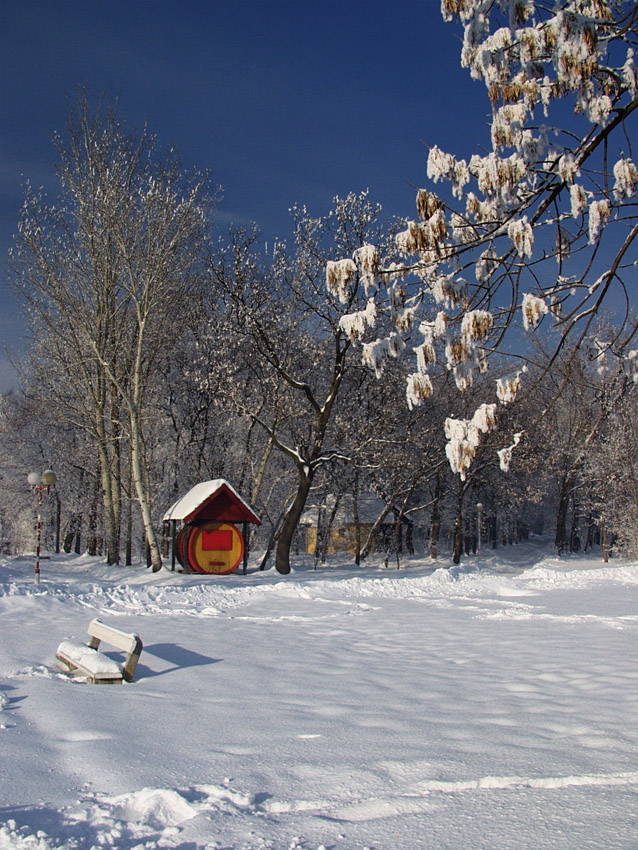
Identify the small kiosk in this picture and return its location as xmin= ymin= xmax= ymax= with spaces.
xmin=163 ymin=480 xmax=261 ymax=575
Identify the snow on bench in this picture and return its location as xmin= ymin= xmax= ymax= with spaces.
xmin=56 ymin=618 xmax=143 ymax=684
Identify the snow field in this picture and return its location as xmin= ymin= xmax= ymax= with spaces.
xmin=0 ymin=541 xmax=637 ymax=849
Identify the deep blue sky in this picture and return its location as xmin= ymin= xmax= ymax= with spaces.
xmin=0 ymin=1 xmax=490 ymax=390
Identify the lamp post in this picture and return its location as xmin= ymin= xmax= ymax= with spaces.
xmin=28 ymin=470 xmax=57 ymax=585
xmin=476 ymin=502 xmax=483 ymax=553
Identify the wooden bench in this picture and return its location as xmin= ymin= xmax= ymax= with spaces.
xmin=56 ymin=619 xmax=143 ymax=684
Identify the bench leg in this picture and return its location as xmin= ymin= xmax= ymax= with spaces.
xmin=122 ymin=637 xmax=144 ymax=682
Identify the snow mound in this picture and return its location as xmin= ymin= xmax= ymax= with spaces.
xmin=521 ymin=563 xmax=638 ymax=588
xmin=0 ymin=821 xmax=57 ymax=849
xmin=96 ymin=787 xmax=198 ymax=828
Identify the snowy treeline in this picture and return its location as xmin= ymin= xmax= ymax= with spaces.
xmin=2 ymin=0 xmax=638 ymax=572
xmin=2 ymin=201 xmax=637 ymax=568
xmin=332 ymin=1 xmax=638 ymax=499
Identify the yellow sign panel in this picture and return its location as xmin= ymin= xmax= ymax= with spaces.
xmin=188 ymin=521 xmax=244 ymax=574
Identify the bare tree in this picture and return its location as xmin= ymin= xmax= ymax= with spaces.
xmin=331 ymin=2 xmax=638 ymax=481
xmin=585 ymin=380 xmax=638 ymax=557
xmin=212 ymin=192 xmax=389 ymax=573
xmin=10 ymin=91 xmax=213 ymax=569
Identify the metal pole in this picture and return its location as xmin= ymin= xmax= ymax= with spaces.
xmin=35 ymin=485 xmax=42 ymax=585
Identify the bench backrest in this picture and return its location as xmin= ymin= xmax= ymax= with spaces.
xmin=86 ymin=618 xmax=143 ymax=682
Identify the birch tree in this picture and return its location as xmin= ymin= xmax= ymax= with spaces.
xmin=10 ymin=92 xmax=213 ymax=569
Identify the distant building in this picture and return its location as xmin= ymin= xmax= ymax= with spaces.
xmin=301 ymin=494 xmax=400 ymax=557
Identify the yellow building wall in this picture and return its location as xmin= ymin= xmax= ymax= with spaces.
xmin=305 ymin=524 xmax=376 ymax=556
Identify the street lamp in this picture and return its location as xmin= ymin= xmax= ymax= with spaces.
xmin=476 ymin=502 xmax=483 ymax=553
xmin=28 ymin=470 xmax=57 ymax=585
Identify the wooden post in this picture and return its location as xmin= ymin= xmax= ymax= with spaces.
xmin=171 ymin=520 xmax=177 ymax=571
xmin=243 ymin=522 xmax=248 ymax=574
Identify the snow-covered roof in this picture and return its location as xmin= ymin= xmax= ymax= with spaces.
xmin=163 ymin=479 xmax=261 ymax=525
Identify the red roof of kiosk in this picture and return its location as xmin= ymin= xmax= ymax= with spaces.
xmin=163 ymin=479 xmax=261 ymax=526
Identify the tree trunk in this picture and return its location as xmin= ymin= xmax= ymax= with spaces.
xmin=124 ymin=472 xmax=133 ymax=566
xmin=109 ymin=383 xmax=122 ymax=560
xmin=584 ymin=512 xmax=594 ymax=552
xmin=251 ymin=432 xmax=276 ymax=507
xmin=554 ymin=474 xmax=574 ymax=554
xmin=320 ymin=494 xmax=341 ymax=564
xmin=361 ymin=496 xmax=398 ymax=560
xmin=275 ymin=467 xmax=313 ymax=574
xmin=313 ymin=505 xmax=325 ymax=567
xmin=430 ymin=473 xmax=441 ymax=559
xmin=54 ymin=492 xmax=61 ymax=553
xmin=393 ymin=516 xmax=402 ymax=568
xmin=569 ymin=497 xmax=581 ymax=552
xmin=74 ymin=513 xmax=82 ymax=554
xmin=405 ymin=518 xmax=414 ymax=555
xmin=353 ymin=476 xmax=361 ymax=565
xmin=95 ymin=422 xmax=120 ymax=564
xmin=87 ymin=476 xmax=100 ymax=557
xmin=452 ymin=487 xmax=465 ymax=565
xmin=129 ymin=400 xmax=162 ymax=571
xmin=601 ymin=518 xmax=609 ymax=563
xmin=259 ymin=525 xmax=277 ymax=571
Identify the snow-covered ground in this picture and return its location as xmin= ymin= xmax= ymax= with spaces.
xmin=1 ymin=539 xmax=637 ymax=849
